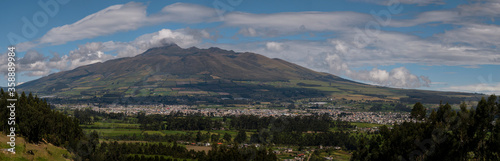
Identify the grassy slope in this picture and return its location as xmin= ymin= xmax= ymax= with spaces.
xmin=0 ymin=133 xmax=73 ymax=161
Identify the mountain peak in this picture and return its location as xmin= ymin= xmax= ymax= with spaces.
xmin=149 ymin=43 xmax=183 ymax=51
xmin=139 ymin=43 xmax=187 ymax=56
xmin=159 ymin=43 xmax=181 ymax=49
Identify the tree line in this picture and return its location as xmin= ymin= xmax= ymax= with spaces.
xmin=0 ymin=90 xmax=83 ymax=150
xmin=352 ymin=95 xmax=500 ymax=160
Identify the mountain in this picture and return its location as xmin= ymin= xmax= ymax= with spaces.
xmin=19 ymin=44 xmax=478 ymax=104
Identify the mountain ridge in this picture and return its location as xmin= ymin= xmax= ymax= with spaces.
xmin=18 ymin=44 xmax=478 ymax=104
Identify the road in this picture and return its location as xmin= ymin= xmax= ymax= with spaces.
xmin=306 ymin=150 xmax=314 ymax=161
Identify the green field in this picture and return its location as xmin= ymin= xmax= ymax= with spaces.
xmin=84 ymin=128 xmax=143 ymax=137
xmin=351 ymin=122 xmax=387 ymax=128
xmin=80 ymin=122 xmax=140 ymax=129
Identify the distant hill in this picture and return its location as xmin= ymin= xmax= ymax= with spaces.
xmin=18 ymin=44 xmax=480 ymax=104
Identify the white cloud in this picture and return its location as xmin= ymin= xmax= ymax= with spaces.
xmin=353 ymin=0 xmax=444 ymax=6
xmin=439 ymin=24 xmax=500 ymax=48
xmin=66 ymin=42 xmax=114 ymax=69
xmin=441 ymin=83 xmax=500 ymax=95
xmin=133 ymin=28 xmax=203 ymax=49
xmin=336 ymin=30 xmax=500 ymax=66
xmin=389 ymin=1 xmax=500 ymax=27
xmin=148 ymin=3 xmax=219 ymax=24
xmin=16 ymin=51 xmax=52 ymax=76
xmin=39 ymin=2 xmax=148 ymax=45
xmin=17 ymin=2 xmax=217 ymax=51
xmin=389 ymin=10 xmax=460 ymax=27
xmin=325 ymin=52 xmax=431 ymax=88
xmin=265 ymin=42 xmax=287 ymax=51
xmin=238 ymin=27 xmax=258 ymax=37
xmin=224 ymin=11 xmax=372 ymax=36
xmin=0 ymin=50 xmax=66 ymax=77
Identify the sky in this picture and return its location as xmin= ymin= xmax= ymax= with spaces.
xmin=1 ymin=0 xmax=499 ymax=95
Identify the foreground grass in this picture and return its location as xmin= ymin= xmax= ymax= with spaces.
xmin=0 ymin=133 xmax=73 ymax=161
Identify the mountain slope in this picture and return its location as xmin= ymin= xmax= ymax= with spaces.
xmin=19 ymin=44 xmax=478 ymax=103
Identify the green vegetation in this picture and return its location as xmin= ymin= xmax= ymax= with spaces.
xmin=410 ymin=102 xmax=426 ymax=120
xmin=350 ymin=122 xmax=386 ymax=128
xmin=0 ymin=135 xmax=73 ymax=161
xmin=352 ymin=95 xmax=500 ymax=160
xmin=0 ymin=90 xmax=84 ymax=154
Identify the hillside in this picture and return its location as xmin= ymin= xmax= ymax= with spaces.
xmin=0 ymin=134 xmax=73 ymax=161
xmin=18 ymin=44 xmax=478 ymax=104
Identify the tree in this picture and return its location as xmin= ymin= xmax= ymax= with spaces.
xmin=250 ymin=133 xmax=260 ymax=143
xmin=410 ymin=102 xmax=426 ymax=120
xmin=195 ymin=131 xmax=202 ymax=142
xmin=235 ymin=130 xmax=247 ymax=143
xmin=223 ymin=133 xmax=232 ymax=142
xmin=211 ymin=134 xmax=219 ymax=142
xmin=351 ymin=95 xmax=500 ymax=161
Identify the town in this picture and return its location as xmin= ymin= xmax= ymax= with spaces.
xmin=55 ymin=103 xmax=411 ymax=126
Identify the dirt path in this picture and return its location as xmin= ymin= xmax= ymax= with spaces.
xmin=307 ymin=150 xmax=314 ymax=161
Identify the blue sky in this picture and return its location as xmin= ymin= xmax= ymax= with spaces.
xmin=1 ymin=0 xmax=499 ymax=95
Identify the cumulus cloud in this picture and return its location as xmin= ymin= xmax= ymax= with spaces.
xmin=325 ymin=52 xmax=431 ymax=88
xmin=133 ymin=28 xmax=204 ymax=49
xmin=0 ymin=50 xmax=66 ymax=77
xmin=17 ymin=51 xmax=51 ymax=76
xmin=66 ymin=42 xmax=114 ymax=69
xmin=265 ymin=42 xmax=287 ymax=51
xmin=317 ymin=40 xmax=432 ymax=88
xmin=19 ymin=50 xmax=47 ymax=65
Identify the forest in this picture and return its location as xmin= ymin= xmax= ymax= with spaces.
xmin=352 ymin=95 xmax=500 ymax=160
